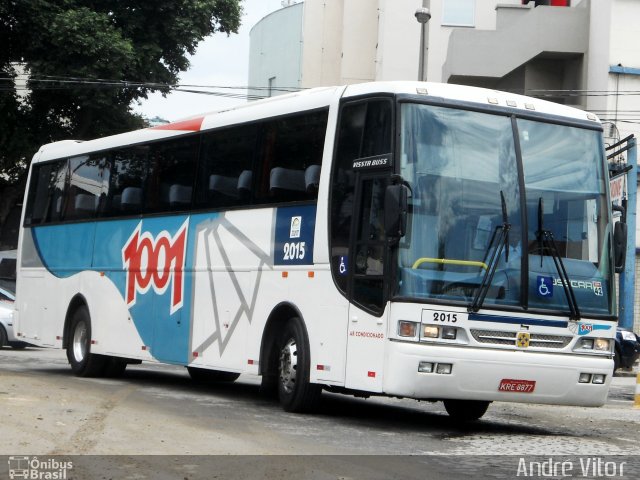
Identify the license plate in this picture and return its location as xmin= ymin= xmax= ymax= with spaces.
xmin=498 ymin=379 xmax=536 ymax=393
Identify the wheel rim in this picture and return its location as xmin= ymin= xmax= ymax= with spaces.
xmin=72 ymin=320 xmax=88 ymax=363
xmin=279 ymin=337 xmax=298 ymax=394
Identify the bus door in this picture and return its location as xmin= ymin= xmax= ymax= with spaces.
xmin=345 ymin=172 xmax=390 ymax=392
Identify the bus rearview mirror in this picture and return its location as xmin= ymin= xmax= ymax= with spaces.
xmin=384 ymin=184 xmax=408 ymax=239
xmin=613 ymin=220 xmax=627 ymax=273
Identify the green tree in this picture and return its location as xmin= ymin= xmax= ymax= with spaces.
xmin=0 ymin=0 xmax=242 ymax=244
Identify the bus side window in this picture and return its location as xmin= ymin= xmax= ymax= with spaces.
xmin=195 ymin=124 xmax=258 ymax=209
xmin=103 ymin=147 xmax=148 ymax=217
xmin=63 ymin=155 xmax=106 ymax=221
xmin=24 ymin=159 xmax=69 ymax=225
xmin=145 ymin=137 xmax=199 ymax=213
xmin=255 ymin=109 xmax=328 ymax=205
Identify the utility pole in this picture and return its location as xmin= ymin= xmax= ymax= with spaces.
xmin=415 ymin=0 xmax=431 ymax=81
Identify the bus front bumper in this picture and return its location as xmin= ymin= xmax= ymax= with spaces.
xmin=383 ymin=341 xmax=613 ymax=407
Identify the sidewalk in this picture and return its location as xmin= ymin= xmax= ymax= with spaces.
xmin=615 ymin=363 xmax=639 ymax=377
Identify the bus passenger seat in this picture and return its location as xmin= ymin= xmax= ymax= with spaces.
xmin=169 ymin=184 xmax=192 ymax=208
xmin=304 ymin=165 xmax=321 ymax=194
xmin=75 ymin=194 xmax=97 ymax=214
xmin=111 ymin=194 xmax=122 ymax=212
xmin=55 ymin=195 xmax=63 ymax=216
xmin=270 ymin=167 xmax=306 ymax=195
xmin=209 ymin=175 xmax=238 ymax=199
xmin=121 ymin=187 xmax=143 ymax=211
xmin=237 ymin=170 xmax=253 ymax=201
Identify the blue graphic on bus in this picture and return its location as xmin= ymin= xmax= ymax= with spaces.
xmin=31 ymin=213 xmax=218 ymax=365
xmin=274 ymin=205 xmax=316 ymax=265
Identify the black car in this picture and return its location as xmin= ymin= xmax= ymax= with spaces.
xmin=614 ymin=327 xmax=640 ymax=372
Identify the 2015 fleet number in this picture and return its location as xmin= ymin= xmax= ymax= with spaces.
xmin=431 ymin=312 xmax=458 ymax=323
xmin=283 ymin=241 xmax=306 ymax=260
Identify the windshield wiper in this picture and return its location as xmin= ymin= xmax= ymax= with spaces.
xmin=535 ymin=197 xmax=581 ymax=320
xmin=469 ymin=191 xmax=511 ymax=313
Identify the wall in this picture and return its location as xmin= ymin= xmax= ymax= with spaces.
xmin=340 ymin=0 xmax=379 ymax=84
xmin=248 ymin=3 xmax=304 ymax=97
xmin=301 ymin=0 xmax=344 ymax=87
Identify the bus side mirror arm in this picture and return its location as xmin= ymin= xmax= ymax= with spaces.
xmin=612 ymin=204 xmax=627 ymax=273
xmin=384 ymin=183 xmax=409 ymax=241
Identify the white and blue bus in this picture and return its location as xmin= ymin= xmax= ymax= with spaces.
xmin=15 ymin=82 xmax=622 ymax=420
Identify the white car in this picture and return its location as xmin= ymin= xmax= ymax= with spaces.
xmin=0 ymin=280 xmax=26 ymax=349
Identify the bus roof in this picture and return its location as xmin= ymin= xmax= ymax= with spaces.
xmin=32 ymin=81 xmax=599 ymax=163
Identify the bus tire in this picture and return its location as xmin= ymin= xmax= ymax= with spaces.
xmin=443 ymin=399 xmax=490 ymax=422
xmin=66 ymin=305 xmax=106 ymax=377
xmin=277 ymin=317 xmax=321 ymax=413
xmin=187 ymin=367 xmax=240 ymax=383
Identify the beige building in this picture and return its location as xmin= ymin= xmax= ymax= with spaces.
xmin=249 ymin=0 xmax=640 ymax=329
xmin=250 ymin=0 xmax=640 ymax=143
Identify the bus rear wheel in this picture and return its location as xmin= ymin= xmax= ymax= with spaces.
xmin=66 ymin=305 xmax=106 ymax=377
xmin=277 ymin=318 xmax=321 ymax=413
xmin=187 ymin=367 xmax=240 ymax=383
xmin=443 ymin=399 xmax=490 ymax=422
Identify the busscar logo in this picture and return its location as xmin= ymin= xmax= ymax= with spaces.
xmin=8 ymin=457 xmax=73 ymax=480
xmin=552 ymin=278 xmax=603 ymax=296
xmin=122 ymin=219 xmax=189 ymax=314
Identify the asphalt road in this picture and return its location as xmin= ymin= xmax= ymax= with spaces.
xmin=0 ymin=346 xmax=639 ymax=479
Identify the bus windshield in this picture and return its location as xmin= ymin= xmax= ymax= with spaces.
xmin=397 ymin=102 xmax=614 ymax=317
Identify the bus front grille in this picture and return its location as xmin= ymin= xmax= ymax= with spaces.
xmin=470 ymin=329 xmax=572 ymax=349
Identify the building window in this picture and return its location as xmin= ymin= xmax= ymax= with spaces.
xmin=442 ymin=0 xmax=475 ymax=27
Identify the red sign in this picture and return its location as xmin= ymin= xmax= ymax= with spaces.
xmin=498 ymin=379 xmax=536 ymax=393
xmin=122 ymin=220 xmax=188 ymax=314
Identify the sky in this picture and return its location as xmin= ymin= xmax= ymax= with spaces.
xmin=132 ymin=0 xmax=287 ymax=122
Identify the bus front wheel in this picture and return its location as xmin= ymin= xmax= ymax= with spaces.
xmin=66 ymin=305 xmax=106 ymax=377
xmin=277 ymin=318 xmax=321 ymax=413
xmin=443 ymin=399 xmax=490 ymax=422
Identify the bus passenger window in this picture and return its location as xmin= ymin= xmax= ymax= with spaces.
xmin=255 ymin=109 xmax=328 ymax=204
xmin=103 ymin=147 xmax=148 ymax=217
xmin=146 ymin=137 xmax=198 ymax=213
xmin=196 ymin=124 xmax=258 ymax=209
xmin=63 ymin=155 xmax=106 ymax=221
xmin=24 ymin=159 xmax=69 ymax=225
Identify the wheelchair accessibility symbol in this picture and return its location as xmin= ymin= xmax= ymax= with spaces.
xmin=339 ymin=256 xmax=348 ymax=275
xmin=537 ymin=276 xmax=553 ymax=298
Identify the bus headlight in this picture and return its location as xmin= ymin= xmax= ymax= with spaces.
xmin=579 ymin=338 xmax=594 ymax=349
xmin=436 ymin=363 xmax=453 ymax=374
xmin=576 ymin=337 xmax=611 ymax=353
xmin=398 ymin=321 xmax=418 ymax=338
xmin=418 ymin=361 xmax=434 ymax=373
xmin=422 ymin=325 xmax=439 ymax=339
xmin=441 ymin=327 xmax=457 ymax=340
xmin=578 ymin=373 xmax=591 ymax=383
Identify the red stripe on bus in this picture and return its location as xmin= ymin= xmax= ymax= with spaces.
xmin=151 ymin=117 xmax=204 ymax=132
